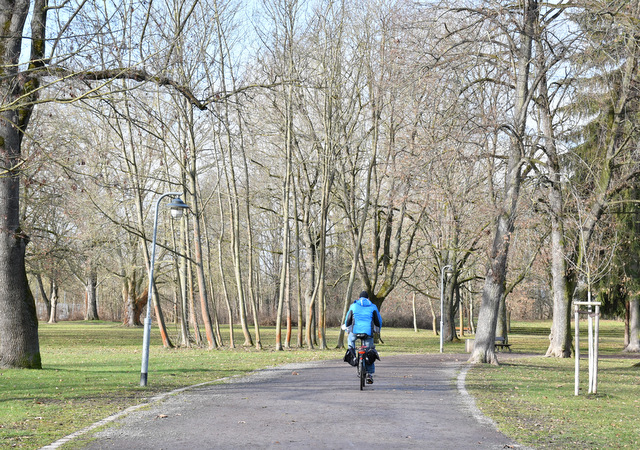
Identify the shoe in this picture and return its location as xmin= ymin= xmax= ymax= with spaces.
xmin=366 ymin=374 xmax=373 ymax=384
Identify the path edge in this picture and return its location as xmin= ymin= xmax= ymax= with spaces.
xmin=456 ymin=363 xmax=500 ymax=430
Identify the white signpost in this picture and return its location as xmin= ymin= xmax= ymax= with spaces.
xmin=573 ymin=300 xmax=601 ymax=396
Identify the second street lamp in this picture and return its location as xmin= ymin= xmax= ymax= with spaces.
xmin=140 ymin=192 xmax=189 ymax=387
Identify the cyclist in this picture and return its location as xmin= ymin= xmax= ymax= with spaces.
xmin=344 ymin=290 xmax=382 ymax=384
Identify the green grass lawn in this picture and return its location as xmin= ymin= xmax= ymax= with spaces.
xmin=0 ymin=320 xmax=638 ymax=449
xmin=465 ymin=320 xmax=640 ymax=448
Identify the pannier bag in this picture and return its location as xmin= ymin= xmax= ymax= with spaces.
xmin=365 ymin=348 xmax=380 ymax=365
xmin=343 ymin=347 xmax=358 ymax=366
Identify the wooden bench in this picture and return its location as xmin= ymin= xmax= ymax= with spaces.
xmin=494 ymin=336 xmax=512 ymax=352
xmin=455 ymin=326 xmax=472 ymax=334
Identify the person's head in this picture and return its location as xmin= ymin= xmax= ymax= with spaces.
xmin=359 ymin=290 xmax=368 ymax=299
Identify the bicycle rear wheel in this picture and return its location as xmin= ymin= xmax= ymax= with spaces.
xmin=359 ymin=357 xmax=366 ymax=390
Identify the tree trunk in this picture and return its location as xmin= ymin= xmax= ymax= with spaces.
xmin=471 ymin=269 xmax=502 ymax=365
xmin=302 ymin=198 xmax=317 ymax=349
xmin=217 ymin=190 xmax=235 ymax=348
xmin=469 ymin=298 xmax=475 ymax=334
xmin=187 ymin=243 xmax=203 ymax=347
xmin=412 ymin=293 xmax=418 ymax=333
xmin=0 ymin=250 xmax=40 ymax=368
xmin=0 ymin=0 xmax=44 ymax=369
xmin=625 ymin=300 xmax=630 ymax=347
xmin=443 ymin=272 xmax=458 ymax=342
xmin=189 ymin=184 xmax=217 ymax=350
xmin=123 ymin=276 xmax=145 ymax=327
xmin=275 ymin=174 xmax=290 ymax=351
xmin=183 ymin=214 xmax=202 ymax=347
xmin=285 ymin=253 xmax=292 ymax=349
xmin=316 ymin=168 xmax=333 ymax=350
xmin=293 ymin=186 xmax=304 ymax=348
xmin=138 ymin=253 xmax=173 ymax=348
xmin=200 ymin=208 xmax=223 ymax=347
xmin=36 ymin=273 xmax=51 ymax=320
xmin=428 ymin=297 xmax=438 ymax=336
xmin=545 ymin=206 xmax=572 ymax=357
xmin=176 ymin=217 xmax=190 ymax=347
xmin=275 ymin=91 xmax=293 ymax=351
xmin=123 ymin=279 xmax=136 ymax=327
xmin=134 ymin=289 xmax=147 ymax=327
xmin=151 ymin=281 xmax=174 ymax=349
xmin=459 ymin=291 xmax=465 ymax=338
xmin=496 ymin=294 xmax=506 ymax=340
xmin=534 ymin=22 xmax=573 ymax=358
xmin=225 ymin=151 xmax=253 ymax=347
xmin=624 ymin=298 xmax=640 ymax=352
xmin=48 ymin=280 xmax=59 ymax=324
xmin=85 ymin=267 xmax=99 ymax=321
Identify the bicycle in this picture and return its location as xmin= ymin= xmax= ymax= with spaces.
xmin=355 ymin=333 xmax=371 ymax=390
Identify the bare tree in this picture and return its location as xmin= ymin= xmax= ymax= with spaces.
xmin=0 ymin=0 xmax=209 ymax=368
xmin=544 ymin=0 xmax=640 ymax=357
xmin=455 ymin=0 xmax=540 ymax=365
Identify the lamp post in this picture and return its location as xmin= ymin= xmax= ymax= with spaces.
xmin=439 ymin=264 xmax=453 ymax=353
xmin=140 ymin=192 xmax=189 ymax=387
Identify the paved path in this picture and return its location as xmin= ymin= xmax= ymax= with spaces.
xmin=67 ymin=354 xmax=523 ymax=449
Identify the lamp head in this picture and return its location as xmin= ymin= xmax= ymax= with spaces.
xmin=168 ymin=197 xmax=189 ymax=219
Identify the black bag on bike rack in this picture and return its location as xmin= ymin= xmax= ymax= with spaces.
xmin=364 ymin=348 xmax=380 ymax=365
xmin=343 ymin=347 xmax=358 ymax=366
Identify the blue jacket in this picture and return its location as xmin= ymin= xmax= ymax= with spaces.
xmin=345 ymin=297 xmax=382 ymax=336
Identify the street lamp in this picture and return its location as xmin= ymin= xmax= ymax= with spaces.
xmin=439 ymin=264 xmax=453 ymax=353
xmin=140 ymin=192 xmax=189 ymax=387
